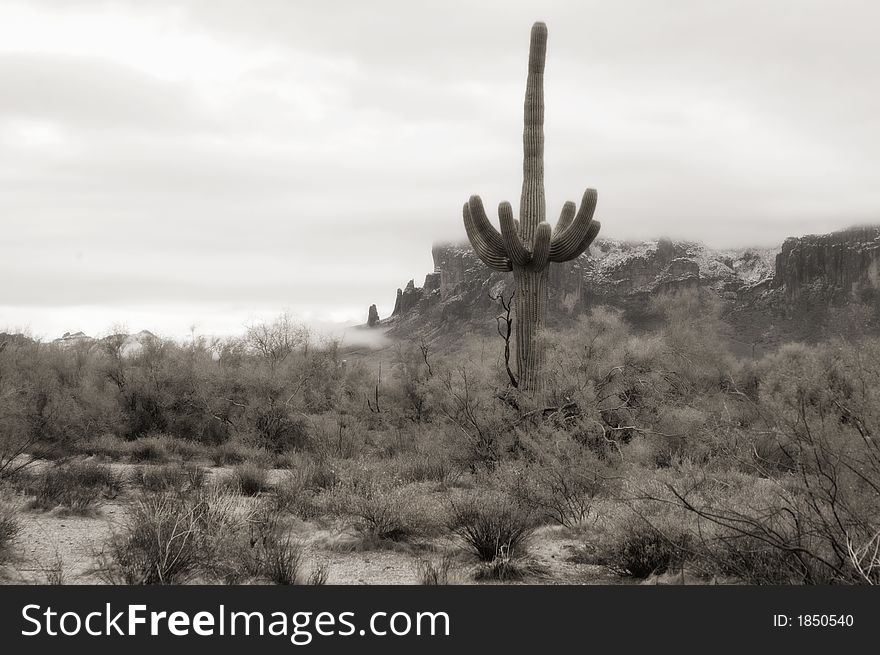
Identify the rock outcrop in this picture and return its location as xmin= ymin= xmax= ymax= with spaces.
xmin=773 ymin=226 xmax=880 ymax=301
xmin=374 ymin=225 xmax=880 ymax=348
xmin=367 ymin=304 xmax=380 ymax=328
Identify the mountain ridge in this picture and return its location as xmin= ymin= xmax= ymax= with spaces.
xmin=372 ymin=225 xmax=880 ymax=349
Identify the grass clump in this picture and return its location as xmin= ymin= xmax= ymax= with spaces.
xmin=25 ymin=461 xmax=122 ymax=513
xmin=0 ymin=503 xmax=20 ymax=562
xmin=447 ymin=492 xmax=536 ymax=562
xmin=99 ymin=487 xmax=239 ymax=584
xmin=328 ymin=470 xmax=423 ymax=543
xmin=128 ymin=437 xmax=170 ymax=463
xmin=232 ymin=463 xmax=271 ymax=496
xmin=130 ymin=463 xmax=206 ymax=494
xmin=415 ymin=553 xmax=455 ymax=585
xmin=593 ymin=514 xmax=691 ymax=579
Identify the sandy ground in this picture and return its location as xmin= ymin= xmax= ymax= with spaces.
xmin=1 ymin=461 xmax=625 ymax=586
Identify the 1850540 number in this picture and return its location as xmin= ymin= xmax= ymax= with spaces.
xmin=797 ymin=614 xmax=854 ymax=627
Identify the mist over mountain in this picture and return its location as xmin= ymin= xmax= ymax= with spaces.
xmin=369 ymin=224 xmax=880 ymax=352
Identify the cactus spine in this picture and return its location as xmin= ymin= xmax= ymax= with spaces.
xmin=463 ymin=22 xmax=601 ymax=392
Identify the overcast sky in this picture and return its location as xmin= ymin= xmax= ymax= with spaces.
xmin=1 ymin=0 xmax=878 ymax=339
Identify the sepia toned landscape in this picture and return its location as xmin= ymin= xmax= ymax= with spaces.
xmin=2 ymin=3 xmax=879 ymax=587
xmin=3 ymin=214 xmax=880 ymax=585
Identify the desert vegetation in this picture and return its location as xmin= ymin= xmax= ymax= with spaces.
xmin=0 ymin=289 xmax=878 ymax=584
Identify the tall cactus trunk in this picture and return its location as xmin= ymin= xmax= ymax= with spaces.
xmin=514 ymin=267 xmax=548 ymax=392
xmin=515 ymin=23 xmax=548 ymax=392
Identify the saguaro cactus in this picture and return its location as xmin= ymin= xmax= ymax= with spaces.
xmin=463 ymin=22 xmax=601 ymax=392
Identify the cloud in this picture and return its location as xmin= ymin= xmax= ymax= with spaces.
xmin=0 ymin=54 xmax=201 ymax=131
xmin=1 ymin=0 xmax=879 ymax=338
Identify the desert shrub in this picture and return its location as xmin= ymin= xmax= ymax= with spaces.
xmin=473 ymin=554 xmax=527 ymax=582
xmin=595 ymin=516 xmax=690 ymax=578
xmin=206 ymin=508 xmax=328 ymax=585
xmin=447 ymin=492 xmax=536 ymax=561
xmin=274 ymin=471 xmax=321 ymax=519
xmin=415 ymin=553 xmax=454 ymax=585
xmin=431 ymin=363 xmax=517 ymax=472
xmin=130 ymin=463 xmax=205 ymax=494
xmin=307 ymin=562 xmax=330 ymax=585
xmin=656 ymin=338 xmax=880 ymax=584
xmin=696 ymin=532 xmax=814 ymax=584
xmin=128 ymin=437 xmax=169 ymax=463
xmin=251 ymin=404 xmax=310 ymax=454
xmin=100 ymin=488 xmax=240 ymax=584
xmin=243 ymin=514 xmax=305 ymax=584
xmin=211 ymin=440 xmax=270 ymax=467
xmin=303 ymin=458 xmax=341 ymax=491
xmin=156 ymin=435 xmax=206 ymax=462
xmin=42 ymin=549 xmax=65 ymax=585
xmin=77 ymin=434 xmax=131 ymax=461
xmin=26 ymin=461 xmax=122 ymax=512
xmin=328 ymin=470 xmax=423 ymax=542
xmin=237 ymin=512 xmax=329 ymax=585
xmin=306 ymin=413 xmax=361 ymax=459
xmin=508 ymin=445 xmax=617 ymax=527
xmin=392 ymin=451 xmax=458 ymax=487
xmin=0 ymin=503 xmax=20 ymax=561
xmin=230 ymin=463 xmax=271 ymax=496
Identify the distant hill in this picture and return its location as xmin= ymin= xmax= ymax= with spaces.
xmin=368 ymin=225 xmax=880 ymax=351
xmin=53 ymin=329 xmax=158 ymax=357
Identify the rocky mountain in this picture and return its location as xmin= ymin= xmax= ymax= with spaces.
xmin=372 ymin=225 xmax=880 ymax=349
xmin=53 ymin=329 xmax=158 ymax=357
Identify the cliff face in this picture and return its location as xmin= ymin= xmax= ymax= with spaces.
xmin=773 ymin=226 xmax=880 ymax=301
xmin=374 ymin=225 xmax=880 ymax=347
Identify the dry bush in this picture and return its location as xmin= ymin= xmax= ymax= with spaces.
xmin=211 ymin=440 xmax=270 ymax=467
xmin=390 ymin=450 xmax=458 ymax=487
xmin=42 ymin=548 xmax=65 ymax=585
xmin=447 ymin=492 xmax=536 ymax=561
xmin=234 ymin=511 xmax=328 ymax=585
xmin=100 ymin=487 xmax=241 ymax=584
xmin=328 ymin=469 xmax=424 ymax=542
xmin=273 ymin=471 xmax=321 ymax=520
xmin=25 ymin=461 xmax=122 ymax=513
xmin=431 ymin=363 xmax=517 ymax=472
xmin=242 ymin=514 xmax=305 ymax=584
xmin=77 ymin=434 xmax=131 ymax=461
xmin=415 ymin=553 xmax=455 ymax=585
xmin=130 ymin=463 xmax=205 ymax=494
xmin=305 ymin=413 xmax=361 ymax=460
xmin=0 ymin=502 xmax=20 ymax=562
xmin=696 ymin=531 xmax=811 ymax=584
xmin=206 ymin=508 xmax=329 ymax=585
xmin=307 ymin=562 xmax=330 ymax=585
xmin=128 ymin=437 xmax=170 ymax=463
xmin=473 ymin=553 xmax=527 ymax=582
xmin=232 ymin=463 xmax=271 ymax=496
xmin=508 ymin=443 xmax=618 ymax=527
xmin=652 ymin=339 xmax=880 ymax=584
xmin=152 ymin=435 xmax=207 ymax=462
xmin=593 ymin=513 xmax=692 ymax=578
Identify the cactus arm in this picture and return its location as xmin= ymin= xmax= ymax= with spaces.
xmin=549 ymin=188 xmax=598 ymax=262
xmin=553 ymin=219 xmax=601 ymax=263
xmin=499 ymin=201 xmax=530 ymax=266
xmin=467 ymin=196 xmax=505 ymax=254
xmin=463 ymin=202 xmax=512 ymax=271
xmin=574 ymin=219 xmax=601 ymax=254
xmin=553 ymin=201 xmax=576 ymax=236
xmin=531 ymin=221 xmax=552 ymax=271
